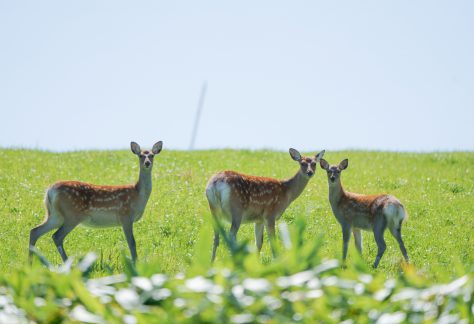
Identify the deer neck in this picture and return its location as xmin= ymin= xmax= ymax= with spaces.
xmin=328 ymin=178 xmax=345 ymax=206
xmin=136 ymin=167 xmax=153 ymax=198
xmin=283 ymin=170 xmax=310 ymax=203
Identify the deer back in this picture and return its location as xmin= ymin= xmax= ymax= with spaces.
xmin=332 ymin=191 xmax=397 ymax=230
xmin=48 ymin=181 xmax=144 ymax=227
xmin=207 ymin=171 xmax=290 ymax=222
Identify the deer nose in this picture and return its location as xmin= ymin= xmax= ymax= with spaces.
xmin=307 ymin=171 xmax=314 ymax=177
xmin=145 ymin=161 xmax=151 ymax=167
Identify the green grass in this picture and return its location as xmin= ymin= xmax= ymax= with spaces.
xmin=0 ymin=149 xmax=473 ymax=279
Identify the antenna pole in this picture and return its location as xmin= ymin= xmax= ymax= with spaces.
xmin=189 ymin=81 xmax=207 ymax=150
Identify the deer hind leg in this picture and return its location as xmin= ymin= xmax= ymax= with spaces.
xmin=121 ymin=218 xmax=137 ymax=262
xmin=229 ymin=207 xmax=242 ymax=243
xmin=29 ymin=211 xmax=63 ymax=260
xmin=255 ymin=222 xmax=264 ymax=252
xmin=208 ymin=203 xmax=218 ymax=262
xmin=352 ymin=228 xmax=362 ymax=254
xmin=209 ymin=203 xmax=223 ymax=262
xmin=372 ymin=216 xmax=387 ymax=268
xmin=211 ymin=228 xmax=219 ymax=262
xmin=388 ymin=220 xmax=409 ymax=263
xmin=52 ymin=217 xmax=81 ymax=262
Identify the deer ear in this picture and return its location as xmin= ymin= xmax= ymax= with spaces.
xmin=320 ymin=159 xmax=329 ymax=170
xmin=289 ymin=148 xmax=302 ymax=161
xmin=339 ymin=159 xmax=348 ymax=170
xmin=152 ymin=141 xmax=163 ymax=155
xmin=315 ymin=150 xmax=325 ymax=162
xmin=131 ymin=142 xmax=141 ymax=155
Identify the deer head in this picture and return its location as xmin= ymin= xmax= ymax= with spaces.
xmin=320 ymin=158 xmax=348 ymax=183
xmin=131 ymin=141 xmax=163 ymax=170
xmin=289 ymin=148 xmax=325 ymax=178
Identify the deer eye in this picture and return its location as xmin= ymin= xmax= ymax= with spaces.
xmin=301 ymin=162 xmax=307 ymax=166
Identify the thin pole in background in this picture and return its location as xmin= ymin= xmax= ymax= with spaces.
xmin=189 ymin=81 xmax=207 ymax=150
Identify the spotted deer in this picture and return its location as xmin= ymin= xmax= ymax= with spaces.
xmin=29 ymin=141 xmax=163 ymax=263
xmin=319 ymin=158 xmax=409 ymax=268
xmin=206 ymin=148 xmax=325 ymax=261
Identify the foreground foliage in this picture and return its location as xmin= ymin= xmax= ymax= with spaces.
xmin=1 ymin=219 xmax=473 ymax=323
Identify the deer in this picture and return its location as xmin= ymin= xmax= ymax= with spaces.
xmin=29 ymin=141 xmax=163 ymax=263
xmin=319 ymin=158 xmax=409 ymax=268
xmin=206 ymin=148 xmax=325 ymax=261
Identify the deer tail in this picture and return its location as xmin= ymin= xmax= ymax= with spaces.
xmin=385 ymin=201 xmax=407 ymax=230
xmin=205 ymin=180 xmax=222 ymax=211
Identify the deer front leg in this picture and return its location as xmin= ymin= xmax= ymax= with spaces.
xmin=353 ymin=228 xmax=362 ymax=254
xmin=341 ymin=224 xmax=351 ymax=263
xmin=255 ymin=222 xmax=264 ymax=252
xmin=121 ymin=219 xmax=137 ymax=262
xmin=264 ymin=217 xmax=276 ymax=238
xmin=264 ymin=216 xmax=278 ymax=257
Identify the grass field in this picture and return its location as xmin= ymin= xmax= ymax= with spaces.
xmin=0 ymin=148 xmax=473 ymax=280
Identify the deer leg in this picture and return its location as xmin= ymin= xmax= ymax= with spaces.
xmin=265 ymin=217 xmax=276 ymax=238
xmin=209 ymin=204 xmax=220 ymax=262
xmin=29 ymin=214 xmax=63 ymax=261
xmin=373 ymin=219 xmax=387 ymax=268
xmin=52 ymin=220 xmax=80 ymax=262
xmin=264 ymin=216 xmax=278 ymax=257
xmin=341 ymin=225 xmax=351 ymax=262
xmin=389 ymin=222 xmax=409 ymax=263
xmin=229 ymin=210 xmax=242 ymax=243
xmin=121 ymin=220 xmax=137 ymax=262
xmin=353 ymin=228 xmax=362 ymax=255
xmin=255 ymin=222 xmax=264 ymax=252
xmin=211 ymin=228 xmax=219 ymax=262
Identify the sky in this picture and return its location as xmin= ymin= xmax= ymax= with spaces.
xmin=1 ymin=1 xmax=473 ymax=152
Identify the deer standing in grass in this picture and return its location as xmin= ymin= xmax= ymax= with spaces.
xmin=29 ymin=141 xmax=163 ymax=263
xmin=319 ymin=158 xmax=409 ymax=268
xmin=206 ymin=149 xmax=325 ymax=261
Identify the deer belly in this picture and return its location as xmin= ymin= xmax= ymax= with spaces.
xmin=241 ymin=213 xmax=259 ymax=223
xmin=352 ymin=217 xmax=372 ymax=231
xmin=241 ymin=208 xmax=266 ymax=223
xmin=82 ymin=212 xmax=121 ymax=228
xmin=216 ymin=210 xmax=261 ymax=224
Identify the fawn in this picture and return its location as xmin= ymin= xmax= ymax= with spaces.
xmin=206 ymin=148 xmax=325 ymax=261
xmin=29 ymin=141 xmax=163 ymax=263
xmin=320 ymin=158 xmax=409 ymax=268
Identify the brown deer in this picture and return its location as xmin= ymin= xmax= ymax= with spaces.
xmin=29 ymin=141 xmax=163 ymax=263
xmin=206 ymin=148 xmax=325 ymax=261
xmin=319 ymin=158 xmax=409 ymax=268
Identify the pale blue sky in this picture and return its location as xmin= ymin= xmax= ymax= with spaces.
xmin=1 ymin=1 xmax=473 ymax=152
